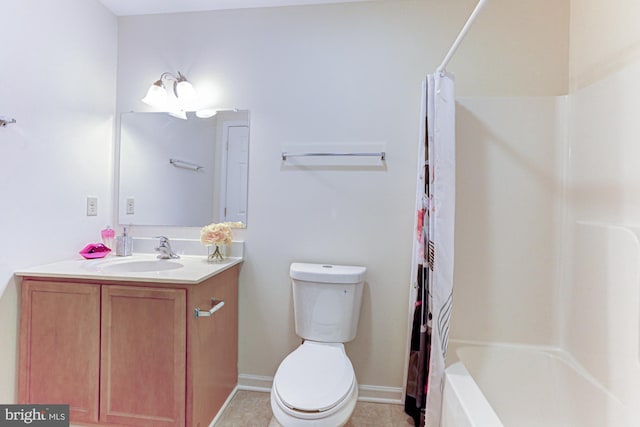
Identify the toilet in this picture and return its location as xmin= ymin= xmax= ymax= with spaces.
xmin=271 ymin=262 xmax=367 ymax=427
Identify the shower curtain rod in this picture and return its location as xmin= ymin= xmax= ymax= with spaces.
xmin=436 ymin=0 xmax=488 ymax=75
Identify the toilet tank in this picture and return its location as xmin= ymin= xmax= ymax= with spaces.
xmin=290 ymin=263 xmax=366 ymax=343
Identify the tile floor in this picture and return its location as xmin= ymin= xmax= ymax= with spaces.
xmin=215 ymin=390 xmax=414 ymax=426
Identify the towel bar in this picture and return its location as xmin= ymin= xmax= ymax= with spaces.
xmin=170 ymin=158 xmax=204 ymax=171
xmin=281 ymin=151 xmax=386 ymax=161
xmin=194 ymin=298 xmax=225 ymax=319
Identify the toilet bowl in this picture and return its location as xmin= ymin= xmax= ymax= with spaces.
xmin=271 ymin=341 xmax=358 ymax=426
xmin=270 ymin=263 xmax=366 ymax=427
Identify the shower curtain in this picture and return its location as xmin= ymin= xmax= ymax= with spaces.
xmin=405 ymin=72 xmax=456 ymax=427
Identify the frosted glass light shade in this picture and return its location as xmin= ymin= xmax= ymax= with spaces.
xmin=168 ymin=109 xmax=187 ymax=120
xmin=176 ymin=80 xmax=197 ymax=110
xmin=141 ymin=81 xmax=167 ymax=107
xmin=195 ymin=108 xmax=218 ymax=118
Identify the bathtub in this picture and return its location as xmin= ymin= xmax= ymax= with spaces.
xmin=441 ymin=343 xmax=633 ymax=427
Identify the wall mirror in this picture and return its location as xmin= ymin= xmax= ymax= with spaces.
xmin=117 ymin=110 xmax=249 ymax=227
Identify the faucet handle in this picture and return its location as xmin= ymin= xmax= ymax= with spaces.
xmin=155 ymin=236 xmax=170 ymax=245
xmin=153 ymin=236 xmax=180 ymax=259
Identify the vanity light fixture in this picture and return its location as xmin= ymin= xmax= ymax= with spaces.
xmin=141 ymin=71 xmax=198 ymax=116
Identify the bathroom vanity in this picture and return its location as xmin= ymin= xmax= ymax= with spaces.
xmin=15 ymin=254 xmax=242 ymax=427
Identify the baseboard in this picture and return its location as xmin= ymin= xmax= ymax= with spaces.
xmin=358 ymin=384 xmax=404 ymax=404
xmin=238 ymin=374 xmax=403 ymax=404
xmin=238 ymin=373 xmax=274 ymax=392
xmin=209 ymin=385 xmax=239 ymax=427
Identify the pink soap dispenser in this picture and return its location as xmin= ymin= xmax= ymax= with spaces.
xmin=101 ymin=226 xmax=115 ymax=251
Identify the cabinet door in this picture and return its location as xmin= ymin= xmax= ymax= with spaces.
xmin=100 ymin=285 xmax=186 ymax=427
xmin=187 ymin=266 xmax=239 ymax=427
xmin=19 ymin=280 xmax=100 ymax=423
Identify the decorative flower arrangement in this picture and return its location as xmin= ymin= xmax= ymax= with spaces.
xmin=200 ymin=222 xmax=245 ymax=262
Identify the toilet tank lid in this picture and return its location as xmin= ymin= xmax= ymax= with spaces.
xmin=290 ymin=263 xmax=366 ymax=284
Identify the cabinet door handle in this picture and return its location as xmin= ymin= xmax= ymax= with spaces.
xmin=194 ymin=298 xmax=225 ymax=319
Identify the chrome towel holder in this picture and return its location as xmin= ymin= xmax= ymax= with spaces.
xmin=194 ymin=298 xmax=225 ymax=319
xmin=0 ymin=116 xmax=16 ymax=127
xmin=170 ymin=158 xmax=204 ymax=171
xmin=281 ymin=151 xmax=386 ymax=161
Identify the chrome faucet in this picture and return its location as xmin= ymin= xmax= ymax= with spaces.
xmin=155 ymin=236 xmax=180 ymax=259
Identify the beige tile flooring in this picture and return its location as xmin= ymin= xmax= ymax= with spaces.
xmin=215 ymin=390 xmax=414 ymax=426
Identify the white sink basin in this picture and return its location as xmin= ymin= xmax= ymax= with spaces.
xmin=100 ymin=260 xmax=184 ymax=274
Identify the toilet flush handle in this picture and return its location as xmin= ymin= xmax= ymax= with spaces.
xmin=194 ymin=298 xmax=225 ymax=319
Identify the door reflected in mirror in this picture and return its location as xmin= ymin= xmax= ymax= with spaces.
xmin=118 ymin=110 xmax=249 ymax=227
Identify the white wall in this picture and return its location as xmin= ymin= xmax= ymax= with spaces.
xmin=115 ymin=0 xmax=569 ymax=392
xmin=0 ymin=0 xmax=117 ymax=403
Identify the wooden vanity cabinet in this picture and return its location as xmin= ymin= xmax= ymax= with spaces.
xmin=18 ymin=281 xmax=101 ymax=423
xmin=19 ymin=265 xmax=239 ymax=427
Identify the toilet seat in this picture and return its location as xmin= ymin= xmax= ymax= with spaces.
xmin=273 ymin=341 xmax=355 ymax=413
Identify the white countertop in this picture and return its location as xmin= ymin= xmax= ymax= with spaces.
xmin=15 ymin=253 xmax=243 ymax=285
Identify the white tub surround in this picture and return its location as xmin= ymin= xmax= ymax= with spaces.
xmin=443 ymin=343 xmax=633 ymax=427
xmin=442 ymin=361 xmax=501 ymax=427
xmin=564 ymin=223 xmax=640 ymax=422
xmin=443 ymin=222 xmax=640 ymax=426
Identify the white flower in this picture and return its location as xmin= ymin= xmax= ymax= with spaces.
xmin=200 ymin=223 xmax=233 ymax=246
